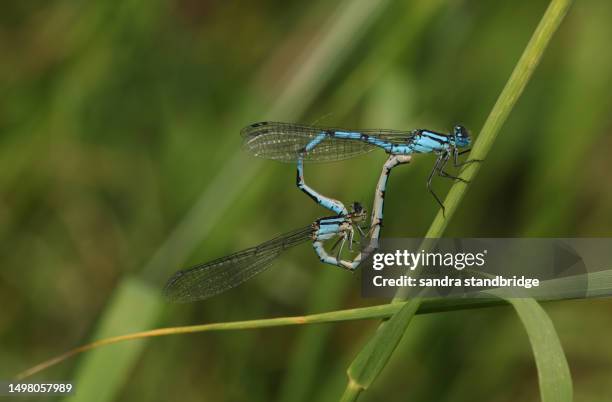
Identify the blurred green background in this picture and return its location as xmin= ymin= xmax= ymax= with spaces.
xmin=2 ymin=0 xmax=612 ymax=401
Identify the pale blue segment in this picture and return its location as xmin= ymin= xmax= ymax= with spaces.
xmin=389 ymin=144 xmax=413 ymax=155
xmin=316 ymin=222 xmax=342 ymax=238
xmin=421 ymin=130 xmax=449 ymax=143
xmin=412 ymin=132 xmax=447 ymax=153
xmin=334 ymin=131 xmax=394 ymax=152
xmin=319 ymin=199 xmax=346 ymax=215
xmin=297 ymin=155 xmax=348 ymax=216
xmin=411 ymin=137 xmax=442 ymax=153
xmin=313 ymin=241 xmax=338 ymax=265
xmin=331 ymin=131 xmax=362 ymax=140
xmin=305 ymin=132 xmax=328 ymax=151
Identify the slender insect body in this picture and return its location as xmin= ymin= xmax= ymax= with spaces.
xmin=163 ymin=122 xmax=477 ymax=302
xmin=242 ymin=121 xmax=477 ymax=213
xmin=303 ymin=132 xmax=328 ymax=152
xmin=333 ymin=131 xmax=394 ymax=152
xmin=297 ymin=157 xmax=347 ymax=215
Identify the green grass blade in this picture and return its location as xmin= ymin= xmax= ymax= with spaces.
xmin=506 ymin=299 xmax=572 ymax=402
xmin=15 ymin=269 xmax=610 ymax=381
xmin=341 ymin=0 xmax=573 ymax=400
xmin=420 ymin=0 xmax=573 ymax=243
xmin=344 ymin=297 xmax=421 ymax=396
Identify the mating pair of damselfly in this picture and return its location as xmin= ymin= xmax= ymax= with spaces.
xmin=164 ymin=122 xmax=476 ymax=302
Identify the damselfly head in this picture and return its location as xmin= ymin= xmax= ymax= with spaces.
xmin=453 ymin=125 xmax=471 ymax=147
xmin=350 ymin=202 xmax=367 ymax=221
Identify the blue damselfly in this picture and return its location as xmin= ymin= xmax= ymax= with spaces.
xmin=164 ymin=121 xmax=426 ymax=302
xmin=242 ymin=122 xmax=478 ymax=214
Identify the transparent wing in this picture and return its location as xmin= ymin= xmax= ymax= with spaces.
xmin=241 ymin=121 xmax=414 ymax=163
xmin=164 ymin=225 xmax=313 ymax=302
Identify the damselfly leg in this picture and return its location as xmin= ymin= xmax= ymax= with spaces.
xmin=355 ymin=224 xmax=367 ymax=240
xmin=427 ymin=155 xmax=447 ymax=216
xmin=427 ymin=147 xmax=484 ymax=216
xmin=438 ymin=152 xmax=469 ymax=183
xmin=453 ymin=148 xmax=483 ymax=168
xmin=329 ymin=235 xmax=344 ymax=252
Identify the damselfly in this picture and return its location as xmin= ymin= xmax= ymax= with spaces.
xmin=242 ymin=122 xmax=478 ymax=214
xmin=164 ymin=203 xmax=370 ymax=302
xmin=164 ymin=153 xmax=410 ymax=302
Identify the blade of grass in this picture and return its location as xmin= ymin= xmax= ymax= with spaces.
xmin=420 ymin=0 xmax=572 ymax=243
xmin=16 ymin=268 xmax=609 ymax=381
xmin=505 ymin=298 xmax=572 ymax=402
xmin=342 ymin=297 xmax=421 ymax=401
xmin=341 ymin=0 xmax=573 ymax=400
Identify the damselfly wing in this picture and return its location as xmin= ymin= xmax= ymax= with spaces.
xmin=164 ymin=225 xmax=313 ymax=302
xmin=242 ymin=121 xmax=414 ymax=163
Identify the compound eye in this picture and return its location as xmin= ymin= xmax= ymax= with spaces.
xmin=454 ymin=125 xmax=469 ymax=138
xmin=352 ymin=202 xmax=363 ymax=213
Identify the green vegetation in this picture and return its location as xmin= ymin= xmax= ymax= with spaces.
xmin=2 ymin=0 xmax=612 ymax=401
